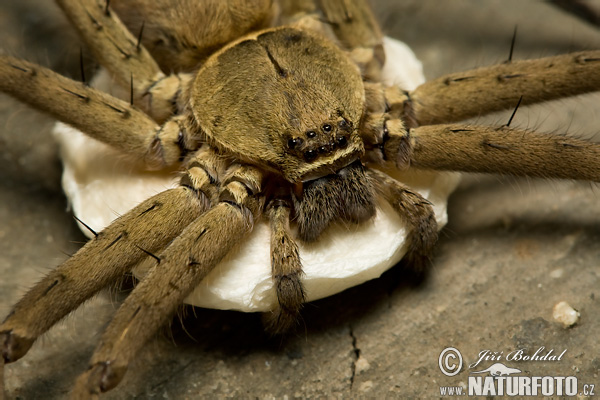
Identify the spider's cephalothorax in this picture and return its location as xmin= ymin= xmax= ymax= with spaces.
xmin=1 ymin=0 xmax=600 ymax=397
xmin=185 ymin=26 xmax=378 ymax=242
xmin=190 ymin=27 xmax=367 ymax=182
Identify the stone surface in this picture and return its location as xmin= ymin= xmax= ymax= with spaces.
xmin=1 ymin=1 xmax=599 ymax=398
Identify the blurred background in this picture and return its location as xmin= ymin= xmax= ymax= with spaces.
xmin=1 ymin=1 xmax=599 ymax=398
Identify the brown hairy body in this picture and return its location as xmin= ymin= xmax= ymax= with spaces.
xmin=0 ymin=0 xmax=599 ymax=398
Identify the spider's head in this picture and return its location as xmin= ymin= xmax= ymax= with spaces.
xmin=190 ymin=26 xmax=366 ymax=183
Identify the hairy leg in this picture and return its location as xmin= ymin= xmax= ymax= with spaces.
xmin=55 ymin=0 xmax=190 ymax=121
xmin=0 ymin=187 xmax=207 ymax=365
xmin=409 ymin=124 xmax=600 ymax=181
xmin=111 ymin=0 xmax=276 ymax=72
xmin=0 ymin=56 xmax=188 ymax=169
xmin=405 ymin=51 xmax=600 ymax=126
xmin=316 ymin=0 xmax=385 ymax=80
xmin=0 ymin=146 xmax=222 ymax=370
xmin=264 ymin=200 xmax=305 ymax=334
xmin=59 ymin=0 xmax=277 ymax=122
xmin=368 ymin=168 xmax=438 ymax=272
xmin=56 ymin=0 xmax=162 ymax=93
xmin=362 ymin=52 xmax=600 ymax=130
xmin=71 ymin=164 xmax=264 ymax=397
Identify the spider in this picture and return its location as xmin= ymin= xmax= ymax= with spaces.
xmin=1 ymin=0 xmax=600 ymax=398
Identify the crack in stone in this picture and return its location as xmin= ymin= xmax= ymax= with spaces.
xmin=349 ymin=325 xmax=361 ymax=389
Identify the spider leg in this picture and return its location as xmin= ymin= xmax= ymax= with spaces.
xmin=71 ymin=165 xmax=264 ymax=397
xmin=56 ymin=0 xmax=162 ymax=95
xmin=362 ymin=80 xmax=600 ymax=182
xmin=409 ymin=124 xmax=600 ymax=181
xmin=361 ymin=111 xmax=411 ymax=170
xmin=55 ymin=0 xmax=189 ymax=122
xmin=402 ymin=51 xmax=600 ymax=126
xmin=264 ymin=200 xmax=305 ymax=334
xmin=0 ymin=56 xmax=191 ymax=169
xmin=0 ymin=188 xmax=207 ymax=364
xmin=110 ymin=0 xmax=276 ymax=72
xmin=0 ymin=147 xmax=221 ymax=368
xmin=367 ymin=168 xmax=438 ymax=272
xmin=57 ymin=0 xmax=278 ymax=121
xmin=316 ymin=0 xmax=384 ymax=80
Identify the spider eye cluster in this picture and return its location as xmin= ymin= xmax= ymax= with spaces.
xmin=287 ymin=118 xmax=353 ymax=162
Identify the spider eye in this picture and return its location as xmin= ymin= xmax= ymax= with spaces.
xmin=306 ymin=130 xmax=317 ymax=138
xmin=304 ymin=149 xmax=317 ymax=161
xmin=336 ymin=135 xmax=348 ymax=148
xmin=287 ymin=137 xmax=303 ymax=149
xmin=322 ymin=124 xmax=332 ymax=133
xmin=338 ymin=119 xmax=349 ymax=130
